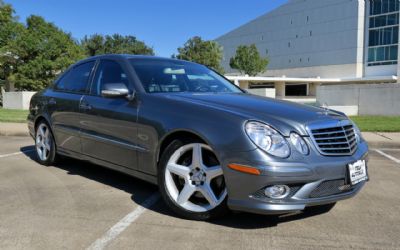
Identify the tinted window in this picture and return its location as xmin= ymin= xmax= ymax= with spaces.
xmin=56 ymin=61 xmax=95 ymax=93
xmin=91 ymin=60 xmax=129 ymax=95
xmin=130 ymin=59 xmax=242 ymax=94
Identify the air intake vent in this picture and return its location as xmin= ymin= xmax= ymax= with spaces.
xmin=309 ymin=179 xmax=353 ymax=198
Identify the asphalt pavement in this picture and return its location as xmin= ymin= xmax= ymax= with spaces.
xmin=0 ymin=136 xmax=399 ymax=250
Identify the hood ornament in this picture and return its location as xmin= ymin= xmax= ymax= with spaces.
xmin=319 ymin=102 xmax=330 ymax=116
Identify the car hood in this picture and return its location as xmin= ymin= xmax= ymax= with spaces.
xmin=163 ymin=93 xmax=348 ymax=136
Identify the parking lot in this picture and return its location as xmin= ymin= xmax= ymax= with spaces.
xmin=0 ymin=136 xmax=399 ymax=250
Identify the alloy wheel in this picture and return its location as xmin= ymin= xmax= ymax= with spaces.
xmin=36 ymin=123 xmax=52 ymax=161
xmin=164 ymin=143 xmax=227 ymax=212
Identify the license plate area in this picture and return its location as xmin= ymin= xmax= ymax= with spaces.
xmin=347 ymin=159 xmax=368 ymax=186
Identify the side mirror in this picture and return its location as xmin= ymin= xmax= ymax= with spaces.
xmin=101 ymin=83 xmax=130 ymax=98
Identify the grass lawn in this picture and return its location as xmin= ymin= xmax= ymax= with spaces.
xmin=0 ymin=107 xmax=398 ymax=132
xmin=350 ymin=116 xmax=400 ymax=132
xmin=0 ymin=108 xmax=29 ymax=123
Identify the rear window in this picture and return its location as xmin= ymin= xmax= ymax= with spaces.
xmin=55 ymin=61 xmax=95 ymax=93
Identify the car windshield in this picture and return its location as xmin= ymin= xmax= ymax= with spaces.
xmin=130 ymin=59 xmax=242 ymax=94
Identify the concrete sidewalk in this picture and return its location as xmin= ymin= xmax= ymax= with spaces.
xmin=0 ymin=122 xmax=399 ymax=148
xmin=0 ymin=122 xmax=29 ymax=136
xmin=362 ymin=132 xmax=400 ymax=149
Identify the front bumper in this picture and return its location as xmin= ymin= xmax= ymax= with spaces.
xmin=222 ymin=140 xmax=369 ymax=215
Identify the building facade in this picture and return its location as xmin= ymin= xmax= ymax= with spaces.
xmin=216 ymin=0 xmax=400 ymax=98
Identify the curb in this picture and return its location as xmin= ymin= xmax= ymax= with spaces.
xmin=0 ymin=123 xmax=399 ymax=148
xmin=0 ymin=131 xmax=30 ymax=137
xmin=0 ymin=132 xmax=399 ymax=149
xmin=362 ymin=132 xmax=400 ymax=149
xmin=0 ymin=122 xmax=30 ymax=137
xmin=367 ymin=142 xmax=400 ymax=149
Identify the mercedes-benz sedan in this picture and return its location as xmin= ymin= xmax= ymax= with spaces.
xmin=28 ymin=55 xmax=369 ymax=220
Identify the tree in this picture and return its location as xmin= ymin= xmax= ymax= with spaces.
xmin=81 ymin=34 xmax=154 ymax=56
xmin=80 ymin=34 xmax=104 ymax=56
xmin=0 ymin=1 xmax=25 ymax=91
xmin=229 ymin=44 xmax=269 ymax=76
xmin=176 ymin=36 xmax=224 ymax=73
xmin=1 ymin=2 xmax=85 ymax=91
xmin=7 ymin=15 xmax=85 ymax=91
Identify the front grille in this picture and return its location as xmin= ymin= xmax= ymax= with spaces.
xmin=310 ymin=121 xmax=357 ymax=156
xmin=309 ymin=179 xmax=354 ymax=198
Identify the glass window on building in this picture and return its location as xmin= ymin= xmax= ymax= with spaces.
xmin=387 ymin=13 xmax=399 ymax=25
xmin=370 ymin=0 xmax=399 ymax=15
xmin=368 ymin=0 xmax=399 ymax=66
xmin=368 ymin=45 xmax=398 ymax=65
xmin=369 ymin=13 xmax=398 ymax=28
xmin=390 ymin=46 xmax=398 ymax=60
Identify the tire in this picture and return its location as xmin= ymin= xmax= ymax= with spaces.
xmin=35 ymin=121 xmax=57 ymax=166
xmin=158 ymin=139 xmax=229 ymax=220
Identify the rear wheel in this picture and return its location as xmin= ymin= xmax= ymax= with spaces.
xmin=158 ymin=139 xmax=228 ymax=220
xmin=35 ymin=121 xmax=57 ymax=166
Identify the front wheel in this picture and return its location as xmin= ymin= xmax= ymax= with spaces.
xmin=35 ymin=121 xmax=57 ymax=166
xmin=158 ymin=139 xmax=228 ymax=220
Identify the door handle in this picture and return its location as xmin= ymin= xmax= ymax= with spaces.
xmin=48 ymin=98 xmax=56 ymax=105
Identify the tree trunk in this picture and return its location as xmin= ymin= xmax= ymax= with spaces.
xmin=4 ymin=78 xmax=15 ymax=91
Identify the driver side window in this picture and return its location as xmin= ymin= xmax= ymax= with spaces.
xmin=91 ymin=60 xmax=129 ymax=95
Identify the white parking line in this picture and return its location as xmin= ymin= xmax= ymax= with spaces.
xmin=0 ymin=149 xmax=35 ymax=158
xmin=373 ymin=148 xmax=400 ymax=152
xmin=86 ymin=192 xmax=160 ymax=250
xmin=374 ymin=149 xmax=400 ymax=164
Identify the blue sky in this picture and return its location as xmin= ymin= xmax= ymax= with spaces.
xmin=7 ymin=0 xmax=287 ymax=57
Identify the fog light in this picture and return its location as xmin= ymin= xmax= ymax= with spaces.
xmin=264 ymin=185 xmax=290 ymax=199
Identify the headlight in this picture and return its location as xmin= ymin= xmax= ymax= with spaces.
xmin=352 ymin=122 xmax=363 ymax=143
xmin=289 ymin=132 xmax=309 ymax=155
xmin=245 ymin=121 xmax=290 ymax=158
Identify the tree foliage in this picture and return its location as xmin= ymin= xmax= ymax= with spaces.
xmin=229 ymin=44 xmax=269 ymax=76
xmin=1 ymin=1 xmax=85 ymax=91
xmin=0 ymin=1 xmax=25 ymax=90
xmin=176 ymin=36 xmax=224 ymax=73
xmin=7 ymin=15 xmax=85 ymax=90
xmin=0 ymin=1 xmax=154 ymax=92
xmin=81 ymin=34 xmax=154 ymax=56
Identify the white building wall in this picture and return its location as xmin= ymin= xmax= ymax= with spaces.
xmin=217 ymin=0 xmax=367 ymax=78
xmin=317 ymin=83 xmax=400 ymax=115
xmin=3 ymin=91 xmax=36 ymax=110
xmin=365 ymin=64 xmax=398 ymax=77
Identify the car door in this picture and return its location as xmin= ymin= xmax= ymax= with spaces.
xmin=79 ymin=59 xmax=140 ymax=170
xmin=47 ymin=61 xmax=95 ymax=154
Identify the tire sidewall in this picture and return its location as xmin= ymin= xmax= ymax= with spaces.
xmin=35 ymin=121 xmax=57 ymax=166
xmin=158 ymin=139 xmax=228 ymax=221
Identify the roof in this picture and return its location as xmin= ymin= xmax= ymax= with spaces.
xmin=81 ymin=54 xmax=190 ymax=64
xmin=225 ymin=75 xmax=398 ymax=83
